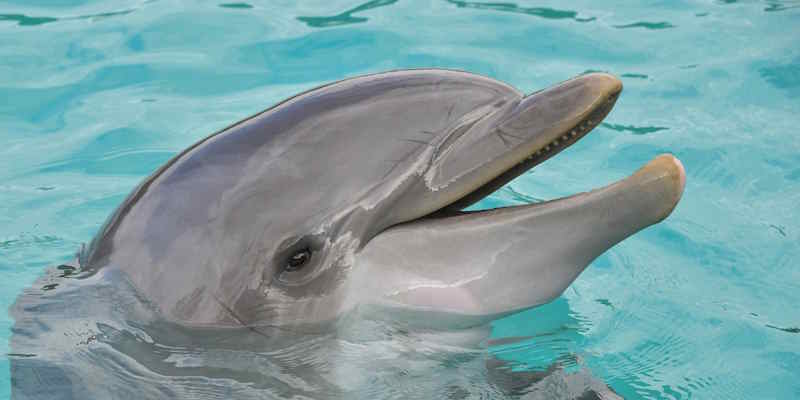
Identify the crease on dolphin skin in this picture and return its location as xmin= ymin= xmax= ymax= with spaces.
xmin=209 ymin=293 xmax=270 ymax=338
xmin=424 ymin=100 xmax=520 ymax=192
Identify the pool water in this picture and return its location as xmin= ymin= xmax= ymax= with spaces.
xmin=1 ymin=0 xmax=799 ymax=398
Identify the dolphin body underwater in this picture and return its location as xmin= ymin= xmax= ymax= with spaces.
xmin=10 ymin=70 xmax=685 ymax=399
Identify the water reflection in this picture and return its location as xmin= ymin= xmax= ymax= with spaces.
xmin=11 ymin=268 xmax=624 ymax=399
xmin=488 ymin=299 xmax=623 ymax=398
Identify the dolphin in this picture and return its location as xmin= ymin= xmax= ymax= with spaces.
xmin=74 ymin=69 xmax=683 ymax=329
xmin=11 ymin=69 xmax=684 ymax=398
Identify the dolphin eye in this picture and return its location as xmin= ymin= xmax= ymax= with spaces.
xmin=285 ymin=248 xmax=311 ymax=271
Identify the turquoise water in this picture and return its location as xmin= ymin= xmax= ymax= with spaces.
xmin=1 ymin=0 xmax=799 ymax=398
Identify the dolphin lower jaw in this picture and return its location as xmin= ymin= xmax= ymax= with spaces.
xmin=355 ymin=154 xmax=685 ymax=322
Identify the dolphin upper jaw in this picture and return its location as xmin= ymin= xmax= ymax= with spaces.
xmin=408 ymin=73 xmax=623 ymax=218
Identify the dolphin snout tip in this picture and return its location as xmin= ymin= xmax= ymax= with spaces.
xmin=667 ymin=154 xmax=687 ymax=198
xmin=579 ymin=72 xmax=623 ymax=97
xmin=639 ymin=154 xmax=686 ymax=222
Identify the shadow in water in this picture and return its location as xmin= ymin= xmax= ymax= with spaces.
xmin=297 ymin=0 xmax=398 ymax=28
xmin=759 ymin=58 xmax=800 ymax=97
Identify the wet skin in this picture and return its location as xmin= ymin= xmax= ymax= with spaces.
xmin=74 ymin=69 xmax=684 ymax=329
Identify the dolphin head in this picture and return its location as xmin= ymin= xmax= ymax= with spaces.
xmin=83 ymin=70 xmax=683 ymax=329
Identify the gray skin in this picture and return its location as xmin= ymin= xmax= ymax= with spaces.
xmin=11 ymin=70 xmax=685 ymax=399
xmin=78 ymin=69 xmax=684 ymax=330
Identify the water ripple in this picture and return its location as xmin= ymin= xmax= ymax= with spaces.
xmin=445 ymin=0 xmax=595 ymax=22
xmin=765 ymin=324 xmax=800 ymax=334
xmin=0 ymin=9 xmax=133 ymax=27
xmin=0 ymin=14 xmax=57 ymax=26
xmin=219 ymin=2 xmax=254 ymax=9
xmin=612 ymin=21 xmax=675 ymax=30
xmin=297 ymin=0 xmax=398 ymax=28
xmin=621 ymin=73 xmax=649 ymax=79
xmin=601 ymin=123 xmax=669 ymax=135
xmin=719 ymin=0 xmax=800 ymax=12
xmin=764 ymin=1 xmax=800 ymax=12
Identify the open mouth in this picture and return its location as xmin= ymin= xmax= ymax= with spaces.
xmin=358 ymin=73 xmax=683 ymax=319
xmin=438 ymin=79 xmax=623 ymax=213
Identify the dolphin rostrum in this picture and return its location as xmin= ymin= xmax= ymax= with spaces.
xmin=11 ymin=69 xmax=684 ymax=399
